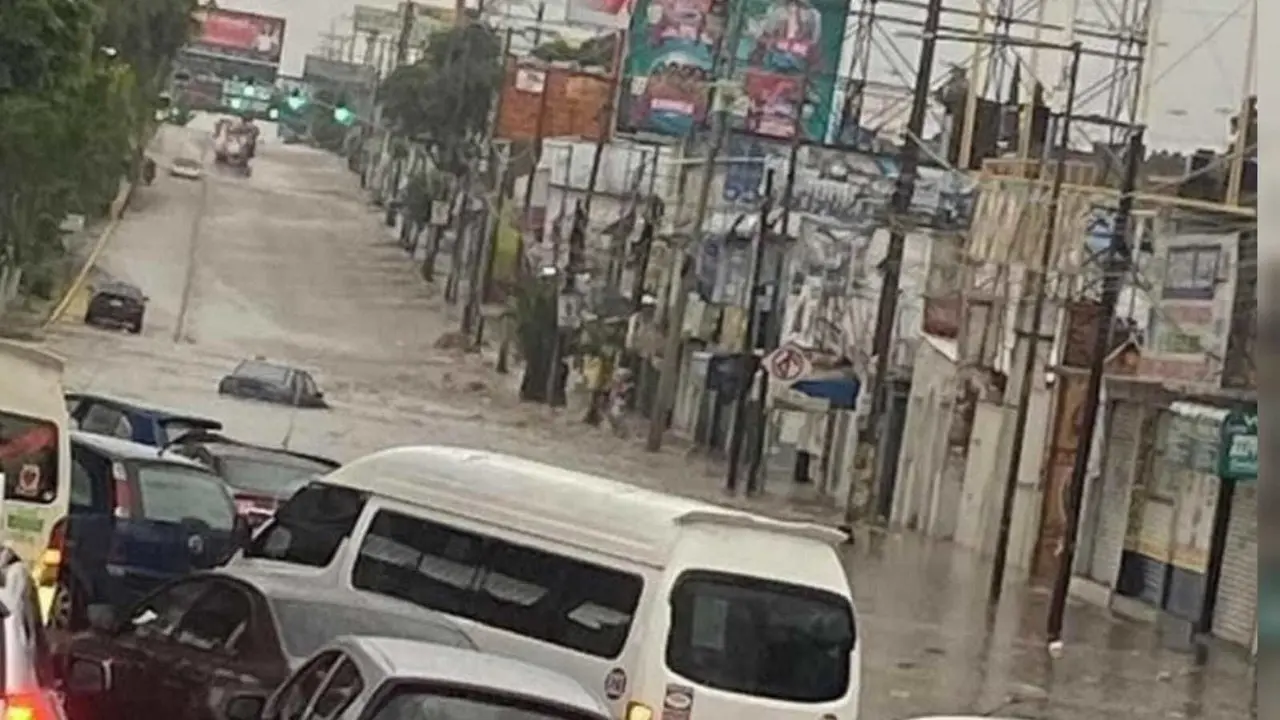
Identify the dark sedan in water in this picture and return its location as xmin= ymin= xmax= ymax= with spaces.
xmin=84 ymin=281 xmax=147 ymax=334
xmin=217 ymin=358 xmax=329 ymax=408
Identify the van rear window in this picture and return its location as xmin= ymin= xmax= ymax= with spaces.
xmin=665 ymin=570 xmax=855 ymax=703
xmin=0 ymin=410 xmax=59 ymax=505
xmin=352 ymin=509 xmax=643 ymax=659
xmin=245 ymin=482 xmax=367 ymax=566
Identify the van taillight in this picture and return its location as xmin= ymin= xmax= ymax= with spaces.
xmin=111 ymin=461 xmax=133 ymax=519
xmin=36 ymin=519 xmax=65 ymax=586
xmin=3 ymin=690 xmax=60 ymax=720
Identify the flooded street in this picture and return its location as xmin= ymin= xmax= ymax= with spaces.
xmin=38 ymin=123 xmax=1254 ymax=720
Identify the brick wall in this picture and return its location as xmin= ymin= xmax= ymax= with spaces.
xmin=496 ymin=62 xmax=613 ymax=143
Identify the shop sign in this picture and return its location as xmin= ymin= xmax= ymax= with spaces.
xmin=1219 ymin=407 xmax=1257 ymax=481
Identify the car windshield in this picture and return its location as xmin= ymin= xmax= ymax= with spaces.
xmin=367 ymin=685 xmax=605 ymax=720
xmin=134 ymin=464 xmax=236 ymax=531
xmin=174 ymin=158 xmax=201 ymax=168
xmin=219 ymin=454 xmax=333 ymax=497
xmin=233 ymin=361 xmax=290 ymax=384
xmin=270 ymin=599 xmax=475 ymax=659
xmin=665 ymin=570 xmax=855 ymax=703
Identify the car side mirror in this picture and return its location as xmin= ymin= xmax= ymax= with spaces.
xmin=221 ymin=693 xmax=267 ymax=720
xmin=66 ymin=658 xmax=110 ymax=693
xmin=86 ymin=603 xmax=118 ymax=634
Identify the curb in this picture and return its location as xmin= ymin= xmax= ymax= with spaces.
xmin=42 ymin=180 xmax=135 ymax=329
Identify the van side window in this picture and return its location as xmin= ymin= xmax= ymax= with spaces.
xmin=352 ymin=509 xmax=643 ymax=659
xmin=353 ymin=510 xmax=484 ymax=616
xmin=245 ymin=483 xmax=367 ymax=567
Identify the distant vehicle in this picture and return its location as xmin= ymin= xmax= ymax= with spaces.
xmin=83 ymin=281 xmax=148 ymax=334
xmin=169 ymin=157 xmax=203 ymax=180
xmin=213 ymin=118 xmax=255 ymax=176
xmin=0 ymin=340 xmax=72 ymax=615
xmin=220 ymin=636 xmax=612 ymax=720
xmin=217 ymin=359 xmax=328 ymax=409
xmin=232 ymin=447 xmax=861 ymax=720
xmin=161 ymin=430 xmax=340 ymax=527
xmin=0 ymin=546 xmax=65 ymax=720
xmin=57 ymin=567 xmax=476 ymax=720
xmin=65 ymin=393 xmax=222 ymax=447
xmin=48 ymin=432 xmax=245 ymax=630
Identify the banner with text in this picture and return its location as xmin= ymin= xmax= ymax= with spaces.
xmin=189 ymin=8 xmax=286 ymax=66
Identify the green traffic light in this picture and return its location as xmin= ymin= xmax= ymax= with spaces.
xmin=228 ymin=97 xmax=246 ymax=110
xmin=285 ymin=94 xmax=307 ymax=111
xmin=240 ymin=84 xmax=256 ymax=98
xmin=268 ymin=107 xmax=280 ymax=120
xmin=332 ymin=106 xmax=356 ymax=126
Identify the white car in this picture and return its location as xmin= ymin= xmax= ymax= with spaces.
xmin=218 ymin=636 xmax=613 ymax=720
xmin=169 ymin=157 xmax=204 ymax=179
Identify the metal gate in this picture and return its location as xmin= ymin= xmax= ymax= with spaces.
xmin=1087 ymin=401 xmax=1142 ymax=586
xmin=1213 ymin=483 xmax=1258 ymax=647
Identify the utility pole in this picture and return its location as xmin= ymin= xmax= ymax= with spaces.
xmin=463 ymin=26 xmax=514 ymax=336
xmin=988 ymin=41 xmax=1082 ymax=605
xmin=858 ymin=0 xmax=944 ymax=522
xmin=726 ymin=169 xmax=775 ymax=491
xmin=747 ymin=69 xmax=808 ymax=493
xmin=546 ymin=29 xmax=622 ymax=408
xmin=645 ymin=6 xmax=747 ymax=452
xmin=394 ymin=2 xmax=415 ymax=67
xmin=1047 ymin=125 xmax=1144 ymax=642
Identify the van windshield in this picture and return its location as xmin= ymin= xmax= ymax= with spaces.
xmin=0 ymin=410 xmax=60 ymax=504
xmin=665 ymin=570 xmax=855 ymax=703
xmin=244 ymin=482 xmax=367 ymax=566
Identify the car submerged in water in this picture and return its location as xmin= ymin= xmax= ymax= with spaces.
xmin=218 ymin=358 xmax=329 ymax=409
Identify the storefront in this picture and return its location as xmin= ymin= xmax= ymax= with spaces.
xmin=1209 ymin=407 xmax=1257 ymax=647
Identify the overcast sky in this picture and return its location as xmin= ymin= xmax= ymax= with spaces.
xmin=223 ymin=0 xmax=1253 ymax=153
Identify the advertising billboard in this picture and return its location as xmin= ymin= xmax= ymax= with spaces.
xmin=189 ymin=8 xmax=286 ymax=66
xmin=619 ymin=0 xmax=848 ymax=141
xmin=566 ymin=0 xmax=633 ymax=29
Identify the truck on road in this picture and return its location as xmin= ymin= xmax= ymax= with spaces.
xmin=213 ymin=117 xmax=258 ymax=176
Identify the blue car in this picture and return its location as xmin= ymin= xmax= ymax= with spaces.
xmin=65 ymin=393 xmax=222 ymax=446
xmin=47 ymin=431 xmax=247 ymax=630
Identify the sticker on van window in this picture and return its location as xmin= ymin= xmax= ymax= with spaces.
xmin=604 ymin=668 xmax=627 ymax=700
xmin=661 ymin=685 xmax=694 ymax=720
xmin=16 ymin=464 xmax=40 ymax=497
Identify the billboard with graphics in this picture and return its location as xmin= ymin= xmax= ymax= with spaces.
xmin=189 ymin=8 xmax=286 ymax=66
xmin=618 ymin=0 xmax=848 ymax=141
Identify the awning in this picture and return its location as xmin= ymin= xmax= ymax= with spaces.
xmin=789 ymin=377 xmax=860 ymax=410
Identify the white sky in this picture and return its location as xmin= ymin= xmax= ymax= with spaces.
xmin=220 ymin=0 xmax=1254 ymax=152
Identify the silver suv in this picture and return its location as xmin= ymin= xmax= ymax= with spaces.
xmin=0 ymin=548 xmax=64 ymax=719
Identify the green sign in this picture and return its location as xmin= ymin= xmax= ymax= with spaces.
xmin=1219 ymin=407 xmax=1257 ymax=480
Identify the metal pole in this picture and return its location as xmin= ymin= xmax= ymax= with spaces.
xmin=645 ymin=5 xmax=747 ymax=452
xmin=988 ymin=41 xmax=1082 ymax=604
xmin=747 ymin=71 xmax=808 ymax=493
xmin=857 ymin=0 xmax=944 ymax=524
xmin=726 ymin=169 xmax=775 ymax=491
xmin=1046 ymin=124 xmax=1143 ymax=641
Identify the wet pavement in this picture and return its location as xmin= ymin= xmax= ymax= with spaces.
xmin=27 ymin=121 xmax=1255 ymax=720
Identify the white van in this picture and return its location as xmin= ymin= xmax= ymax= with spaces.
xmin=0 ymin=339 xmax=73 ymax=614
xmin=231 ymin=446 xmax=861 ymax=720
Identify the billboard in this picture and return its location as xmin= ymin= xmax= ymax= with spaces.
xmin=566 ymin=0 xmax=632 ymax=29
xmin=189 ymin=8 xmax=286 ymax=66
xmin=619 ymin=0 xmax=849 ymax=140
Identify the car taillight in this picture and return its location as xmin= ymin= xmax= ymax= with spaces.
xmin=111 ymin=462 xmax=133 ymax=519
xmin=3 ymin=690 xmax=60 ymax=720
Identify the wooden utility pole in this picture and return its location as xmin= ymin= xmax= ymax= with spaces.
xmin=394 ymin=2 xmax=415 ymax=67
xmin=1046 ymin=126 xmax=1145 ymax=641
xmin=857 ymin=0 xmax=944 ymax=523
xmin=988 ymin=41 xmax=1083 ymax=604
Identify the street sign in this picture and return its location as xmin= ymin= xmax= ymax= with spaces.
xmin=763 ymin=344 xmax=811 ymax=382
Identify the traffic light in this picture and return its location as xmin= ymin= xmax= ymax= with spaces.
xmin=285 ymin=89 xmax=307 ymax=112
xmin=240 ymin=80 xmax=256 ymax=98
xmin=332 ymin=105 xmax=356 ymax=126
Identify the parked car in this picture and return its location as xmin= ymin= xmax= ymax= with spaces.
xmin=56 ymin=568 xmax=476 ymax=720
xmin=83 ymin=281 xmax=147 ymax=334
xmin=65 ymin=393 xmax=223 ymax=447
xmin=161 ymin=430 xmax=340 ymax=527
xmin=217 ymin=359 xmax=328 ymax=408
xmin=48 ymin=432 xmax=245 ymax=630
xmin=0 ymin=546 xmax=65 ymax=720
xmin=217 ymin=636 xmax=613 ymax=720
xmin=169 ymin=156 xmax=204 ymax=180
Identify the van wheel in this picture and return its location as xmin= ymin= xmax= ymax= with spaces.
xmin=49 ymin=577 xmax=85 ymax=631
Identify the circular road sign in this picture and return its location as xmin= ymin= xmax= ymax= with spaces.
xmin=764 ymin=345 xmax=811 ymax=382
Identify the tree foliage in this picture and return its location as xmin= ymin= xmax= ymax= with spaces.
xmin=530 ymin=33 xmax=617 ymax=70
xmin=0 ymin=0 xmax=193 ymax=295
xmin=378 ymin=21 xmax=504 ymax=176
